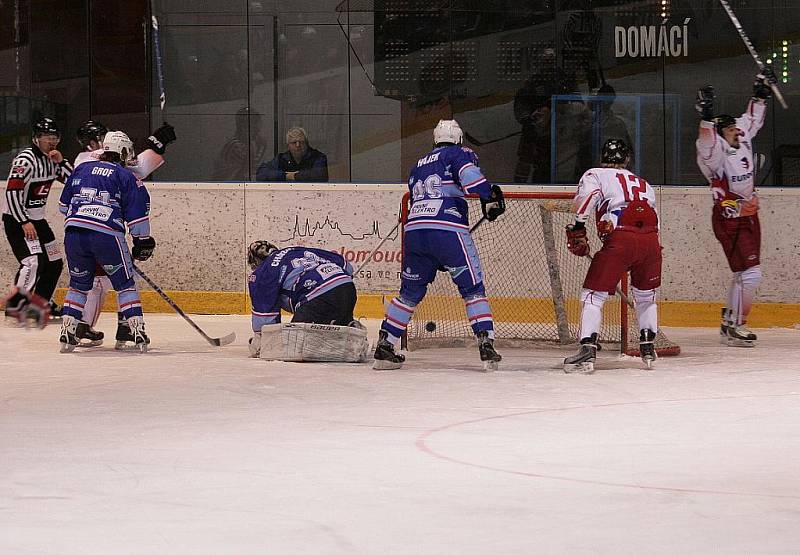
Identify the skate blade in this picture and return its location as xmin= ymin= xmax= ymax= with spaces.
xmin=372 ymin=359 xmax=402 ymax=371
xmin=726 ymin=337 xmax=756 ymax=348
xmin=642 ymin=357 xmax=655 ymax=370
xmin=563 ymin=361 xmax=594 ymax=374
xmin=59 ymin=342 xmax=77 ymax=353
xmin=115 ymin=341 xmax=149 ymax=351
xmin=482 ymin=360 xmax=499 ymax=372
xmin=79 ymin=339 xmax=103 ymax=348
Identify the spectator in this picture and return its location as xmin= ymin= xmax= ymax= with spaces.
xmin=256 ymin=127 xmax=328 ymax=182
xmin=213 ymin=107 xmax=267 ymax=181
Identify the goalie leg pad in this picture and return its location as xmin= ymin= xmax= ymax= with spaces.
xmin=259 ymin=322 xmax=370 ymax=363
xmin=83 ymin=275 xmax=112 ymax=327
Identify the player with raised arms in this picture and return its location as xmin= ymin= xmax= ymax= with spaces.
xmin=694 ymin=69 xmax=774 ymax=347
xmin=564 ymin=139 xmax=662 ymax=373
xmin=57 ymin=131 xmax=156 ymax=352
xmin=373 ymin=119 xmax=505 ymax=371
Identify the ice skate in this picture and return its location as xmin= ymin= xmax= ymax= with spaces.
xmin=639 ymin=329 xmax=657 ymax=370
xmin=78 ymin=325 xmax=104 ymax=347
xmin=477 ymin=330 xmax=501 ymax=372
xmin=726 ymin=324 xmax=757 ymax=347
xmin=116 ymin=314 xmax=150 ymax=352
xmin=372 ymin=330 xmax=405 ymax=370
xmin=59 ymin=317 xmax=90 ymax=353
xmin=564 ymin=334 xmax=598 ymax=374
xmin=719 ymin=307 xmax=731 ymax=344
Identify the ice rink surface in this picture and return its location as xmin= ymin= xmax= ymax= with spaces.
xmin=3 ymin=315 xmax=800 ymax=554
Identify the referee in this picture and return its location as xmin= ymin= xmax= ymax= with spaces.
xmin=3 ymin=117 xmax=73 ymax=322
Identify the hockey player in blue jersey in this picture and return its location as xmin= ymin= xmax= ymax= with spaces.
xmin=374 ymin=119 xmax=505 ymax=371
xmin=57 ymin=131 xmax=156 ymax=352
xmin=247 ymin=241 xmax=359 ymax=357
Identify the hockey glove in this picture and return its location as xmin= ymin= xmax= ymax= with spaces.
xmin=596 ymin=220 xmax=614 ymax=241
xmin=146 ymin=123 xmax=177 ymax=155
xmin=249 ymin=332 xmax=262 ymax=358
xmin=4 ymin=289 xmax=50 ymax=329
xmin=481 ymin=185 xmax=506 ymax=222
xmin=565 ymin=222 xmax=589 ymax=257
xmin=132 ymin=236 xmax=156 ymax=261
xmin=695 ymin=85 xmax=715 ymax=121
xmin=753 ymin=71 xmax=774 ymax=100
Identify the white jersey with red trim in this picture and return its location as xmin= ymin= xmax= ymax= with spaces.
xmin=695 ymin=98 xmax=765 ymax=206
xmin=573 ymin=167 xmax=659 ymax=229
xmin=74 ymin=148 xmax=164 ymax=179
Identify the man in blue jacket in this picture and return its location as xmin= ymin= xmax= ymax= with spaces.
xmin=255 ymin=127 xmax=328 ymax=182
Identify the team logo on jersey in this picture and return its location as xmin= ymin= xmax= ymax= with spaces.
xmin=102 ymin=263 xmax=124 ymax=275
xmin=303 ymin=279 xmax=318 ymax=289
xmin=445 ymin=265 xmax=467 ymax=279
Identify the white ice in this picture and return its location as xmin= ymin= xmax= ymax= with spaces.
xmin=2 ymin=316 xmax=800 ymax=554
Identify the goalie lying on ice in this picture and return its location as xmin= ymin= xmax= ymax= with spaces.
xmin=246 ymin=240 xmax=367 ymax=361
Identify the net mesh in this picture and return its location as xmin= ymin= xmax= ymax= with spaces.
xmin=403 ymin=192 xmax=680 ymax=356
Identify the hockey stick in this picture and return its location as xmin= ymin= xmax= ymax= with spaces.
xmin=151 ymin=13 xmax=166 ymax=112
xmin=470 ymin=215 xmax=488 ymax=234
xmin=718 ymin=0 xmax=788 ymax=109
xmin=132 ymin=263 xmax=236 ymax=347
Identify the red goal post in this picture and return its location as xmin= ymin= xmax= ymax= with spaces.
xmin=400 ymin=191 xmax=680 ymax=356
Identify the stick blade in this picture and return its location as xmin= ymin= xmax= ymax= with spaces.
xmin=211 ymin=331 xmax=237 ymax=347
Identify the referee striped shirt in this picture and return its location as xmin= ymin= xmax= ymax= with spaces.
xmin=2 ymin=145 xmax=73 ymax=223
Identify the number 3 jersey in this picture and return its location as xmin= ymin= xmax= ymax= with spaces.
xmin=59 ymin=160 xmax=151 ymax=238
xmin=249 ymin=247 xmax=354 ymax=331
xmin=404 ymin=144 xmax=494 ymax=233
xmin=574 ymin=167 xmax=659 ymax=231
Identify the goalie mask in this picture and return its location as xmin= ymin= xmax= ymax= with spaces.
xmin=102 ymin=130 xmax=136 ymax=166
xmin=601 ymin=138 xmax=630 ymax=166
xmin=248 ymin=240 xmax=278 ymax=269
xmin=433 ymin=119 xmax=463 ymax=146
xmin=77 ymin=120 xmax=108 ymax=149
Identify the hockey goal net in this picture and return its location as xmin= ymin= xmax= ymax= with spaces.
xmin=401 ymin=191 xmax=680 ymax=356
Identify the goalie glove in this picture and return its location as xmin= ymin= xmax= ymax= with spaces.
xmin=248 ymin=332 xmax=262 ymax=358
xmin=132 ymin=236 xmax=156 ymax=261
xmin=695 ymin=85 xmax=715 ymax=121
xmin=145 ymin=122 xmax=177 ymax=155
xmin=480 ymin=185 xmax=506 ymax=222
xmin=565 ymin=222 xmax=589 ymax=257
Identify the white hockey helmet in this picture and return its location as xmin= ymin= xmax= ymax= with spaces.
xmin=102 ymin=130 xmax=136 ymax=166
xmin=433 ymin=119 xmax=463 ymax=145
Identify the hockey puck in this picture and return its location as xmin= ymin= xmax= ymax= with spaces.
xmin=425 ymin=321 xmax=436 ymax=332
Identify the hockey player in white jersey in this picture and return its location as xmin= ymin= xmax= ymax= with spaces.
xmin=695 ymin=69 xmax=773 ymax=347
xmin=71 ymin=120 xmax=175 ymax=347
xmin=564 ymin=139 xmax=662 ymax=373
